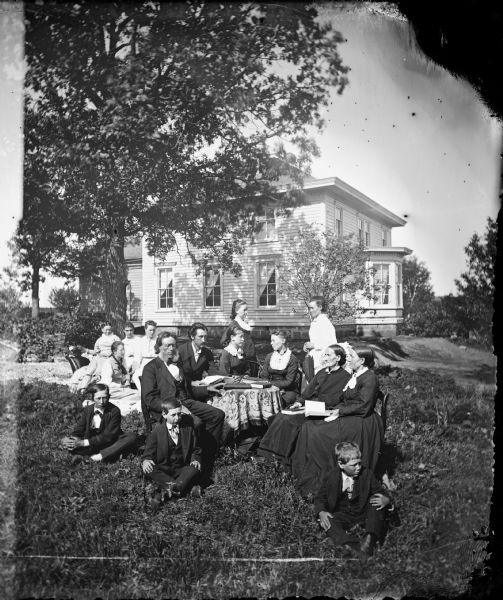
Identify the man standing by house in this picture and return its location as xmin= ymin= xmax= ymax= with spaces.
xmin=177 ymin=322 xmax=215 ymax=401
xmin=132 ymin=320 xmax=157 ymax=393
xmin=303 ymin=296 xmax=337 ymax=379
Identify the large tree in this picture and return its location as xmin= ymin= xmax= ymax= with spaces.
xmin=24 ymin=1 xmax=349 ymax=329
xmin=278 ymin=224 xmax=372 ymax=322
xmin=454 ymin=217 xmax=496 ymax=344
xmin=12 ymin=107 xmax=72 ymax=318
xmin=402 ymin=254 xmax=434 ymax=321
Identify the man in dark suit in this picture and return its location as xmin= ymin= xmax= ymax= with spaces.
xmin=60 ymin=383 xmax=137 ymax=463
xmin=177 ymin=322 xmax=215 ymax=401
xmin=314 ymin=442 xmax=393 ymax=559
xmin=141 ymin=331 xmax=225 ymax=484
xmin=142 ymin=398 xmax=202 ymax=508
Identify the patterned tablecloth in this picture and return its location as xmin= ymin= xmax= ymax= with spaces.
xmin=209 ymin=386 xmax=283 ymax=435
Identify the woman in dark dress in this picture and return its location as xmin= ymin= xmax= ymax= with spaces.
xmin=256 ymin=344 xmax=351 ymax=466
xmin=261 ymin=329 xmax=300 ymax=406
xmin=218 ymin=326 xmax=250 ymax=376
xmin=220 ymin=299 xmax=258 ymax=374
xmin=292 ymin=345 xmax=384 ymax=498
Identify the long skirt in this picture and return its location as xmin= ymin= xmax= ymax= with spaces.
xmin=256 ymin=413 xmax=323 ymax=466
xmin=291 ymin=412 xmax=384 ymax=497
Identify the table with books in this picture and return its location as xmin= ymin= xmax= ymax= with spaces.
xmin=195 ymin=376 xmax=283 ymax=437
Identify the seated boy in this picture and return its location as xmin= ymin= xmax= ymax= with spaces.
xmin=60 ymin=383 xmax=137 ymax=463
xmin=142 ymin=398 xmax=202 ymax=509
xmin=314 ymin=441 xmax=393 ymax=559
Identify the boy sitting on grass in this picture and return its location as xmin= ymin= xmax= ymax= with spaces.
xmin=60 ymin=383 xmax=137 ymax=464
xmin=142 ymin=398 xmax=202 ymax=510
xmin=314 ymin=441 xmax=394 ymax=560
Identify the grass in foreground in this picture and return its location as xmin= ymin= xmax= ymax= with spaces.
xmin=4 ymin=367 xmax=494 ymax=599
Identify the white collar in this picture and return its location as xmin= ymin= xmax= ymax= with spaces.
xmin=235 ymin=315 xmax=251 ymax=331
xmin=354 ymin=366 xmax=369 ymax=378
xmin=270 ymin=348 xmax=292 ymax=368
xmin=192 ymin=342 xmax=201 ymax=356
xmin=325 ymin=365 xmax=340 ymax=374
xmin=224 ymin=344 xmax=244 ymax=358
xmin=342 ymin=471 xmax=354 ymax=482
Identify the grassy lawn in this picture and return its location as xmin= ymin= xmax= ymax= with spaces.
xmin=1 ymin=366 xmax=493 ymax=599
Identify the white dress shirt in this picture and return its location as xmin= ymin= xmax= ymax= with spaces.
xmin=135 ymin=336 xmax=158 ymax=375
xmin=82 ymin=407 xmax=103 ymax=447
xmin=166 ymin=421 xmax=179 ymax=445
xmin=308 ymin=313 xmax=337 ymax=373
xmin=122 ymin=336 xmax=140 ymax=370
xmin=341 ymin=471 xmax=355 ymax=496
xmin=164 ymin=361 xmax=181 ymax=381
xmin=192 ymin=342 xmax=202 ymax=363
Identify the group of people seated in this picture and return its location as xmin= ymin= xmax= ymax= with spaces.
xmin=61 ymin=296 xmax=395 ymax=559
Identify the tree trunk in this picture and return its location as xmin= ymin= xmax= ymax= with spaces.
xmin=31 ymin=264 xmax=40 ymax=319
xmin=103 ymin=220 xmax=128 ymax=334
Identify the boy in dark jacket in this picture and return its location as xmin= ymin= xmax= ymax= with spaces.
xmin=142 ymin=398 xmax=202 ymax=509
xmin=314 ymin=441 xmax=393 ymax=558
xmin=60 ymin=383 xmax=137 ymax=463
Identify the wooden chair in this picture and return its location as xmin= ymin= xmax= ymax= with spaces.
xmin=376 ymin=390 xmax=389 ymax=433
xmin=247 ymin=359 xmax=262 ymax=378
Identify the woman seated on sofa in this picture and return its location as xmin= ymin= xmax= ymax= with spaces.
xmin=219 ymin=325 xmax=250 ymax=376
xmin=261 ymin=329 xmax=300 ymax=406
xmin=255 ymin=344 xmax=351 ymax=467
xmin=291 ymin=345 xmax=384 ymax=497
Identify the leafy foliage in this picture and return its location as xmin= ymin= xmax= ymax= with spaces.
xmin=454 ymin=217 xmax=496 ymax=345
xmin=15 ymin=313 xmax=105 ymax=362
xmin=24 ymin=1 xmax=350 ymax=326
xmin=0 ymin=274 xmax=30 ymax=339
xmin=48 ymin=286 xmax=80 ymax=316
xmin=402 ymin=254 xmax=434 ymax=320
xmin=8 ymin=368 xmax=492 ymax=598
xmin=11 ymin=106 xmax=75 ymax=318
xmin=402 ymin=220 xmax=496 ymax=346
xmin=278 ymin=224 xmax=373 ymax=321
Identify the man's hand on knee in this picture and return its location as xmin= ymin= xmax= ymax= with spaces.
xmin=318 ymin=510 xmax=333 ymax=531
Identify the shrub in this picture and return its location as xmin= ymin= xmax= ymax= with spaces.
xmin=62 ymin=312 xmax=106 ymax=348
xmin=0 ymin=282 xmax=30 ymax=340
xmin=14 ymin=312 xmax=106 ymax=362
xmin=48 ymin=286 xmax=80 ymax=315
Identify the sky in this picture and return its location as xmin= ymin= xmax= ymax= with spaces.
xmin=0 ymin=2 xmax=500 ymax=306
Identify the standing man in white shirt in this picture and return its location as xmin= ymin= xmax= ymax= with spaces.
xmin=122 ymin=322 xmax=140 ymax=373
xmin=132 ymin=320 xmax=157 ymax=393
xmin=303 ymin=296 xmax=337 ymax=379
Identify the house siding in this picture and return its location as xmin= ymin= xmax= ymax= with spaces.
xmin=83 ymin=176 xmax=411 ymax=337
xmin=126 ymin=260 xmax=143 ymax=322
xmin=142 ymin=196 xmax=326 ymax=329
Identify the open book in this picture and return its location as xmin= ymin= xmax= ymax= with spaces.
xmin=305 ymin=400 xmax=331 ymax=418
